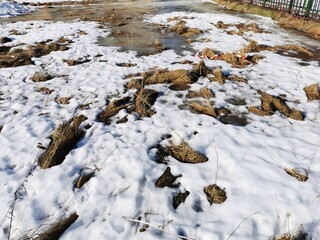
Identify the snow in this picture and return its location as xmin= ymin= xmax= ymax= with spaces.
xmin=0 ymin=1 xmax=30 ymax=18
xmin=1 ymin=5 xmax=320 ymax=240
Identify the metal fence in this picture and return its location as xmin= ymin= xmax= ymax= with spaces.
xmin=237 ymin=0 xmax=320 ymax=20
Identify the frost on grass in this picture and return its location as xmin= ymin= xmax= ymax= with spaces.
xmin=38 ymin=115 xmax=87 ymax=169
xmin=155 ymin=166 xmax=182 ymax=188
xmin=204 ymin=184 xmax=227 ymax=204
xmin=248 ymin=91 xmax=304 ymax=120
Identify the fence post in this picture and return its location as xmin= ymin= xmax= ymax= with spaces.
xmin=305 ymin=0 xmax=315 ymax=17
xmin=288 ymin=0 xmax=294 ymax=13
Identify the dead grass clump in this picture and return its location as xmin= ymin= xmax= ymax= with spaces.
xmin=228 ymin=74 xmax=248 ymax=83
xmin=28 ymin=42 xmax=68 ymax=58
xmin=63 ymin=58 xmax=90 ymax=66
xmin=272 ymin=44 xmax=314 ymax=57
xmin=215 ymin=21 xmax=229 ymax=29
xmin=155 ymin=166 xmax=182 ymax=188
xmin=34 ymin=212 xmax=78 ymax=240
xmin=55 ymin=97 xmax=71 ymax=105
xmin=248 ymin=91 xmax=304 ymax=120
xmin=273 ymin=230 xmax=307 ymax=240
xmin=242 ymin=40 xmax=262 ymax=53
xmin=218 ymin=52 xmax=249 ymax=68
xmin=0 ymin=53 xmax=34 ymax=68
xmin=210 ymin=67 xmax=227 ymax=84
xmin=127 ymin=78 xmax=143 ymax=90
xmin=143 ymin=61 xmax=208 ymax=85
xmin=173 ymin=191 xmax=190 ymax=209
xmin=98 ymin=97 xmax=131 ymax=123
xmin=204 ymin=184 xmax=227 ymax=204
xmin=0 ymin=36 xmax=12 ymax=43
xmin=36 ymin=87 xmax=54 ymax=95
xmin=303 ymin=83 xmax=319 ymax=101
xmin=170 ymin=20 xmax=202 ymax=37
xmin=201 ymin=48 xmax=219 ymax=59
xmin=187 ymin=87 xmax=215 ymax=99
xmin=38 ymin=115 xmax=87 ymax=169
xmin=74 ymin=169 xmax=95 ymax=188
xmin=236 ymin=23 xmax=265 ymax=33
xmin=168 ymin=140 xmax=208 ymax=164
xmin=135 ymin=88 xmax=159 ymax=117
xmin=31 ymin=72 xmax=53 ymax=82
xmin=188 ymin=101 xmax=217 ymax=117
xmin=284 ymin=168 xmax=308 ymax=182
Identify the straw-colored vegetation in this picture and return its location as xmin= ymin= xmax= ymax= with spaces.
xmin=214 ymin=0 xmax=320 ymax=40
xmin=168 ymin=140 xmax=208 ymax=164
xmin=284 ymin=168 xmax=308 ymax=182
xmin=38 ymin=115 xmax=87 ymax=169
xmin=204 ymin=184 xmax=227 ymax=204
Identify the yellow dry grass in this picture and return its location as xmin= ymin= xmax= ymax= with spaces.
xmin=284 ymin=168 xmax=308 ymax=182
xmin=188 ymin=101 xmax=217 ymax=117
xmin=204 ymin=184 xmax=227 ymax=204
xmin=303 ymin=83 xmax=319 ymax=101
xmin=187 ymin=87 xmax=215 ymax=99
xmin=38 ymin=115 xmax=87 ymax=169
xmin=135 ymin=88 xmax=159 ymax=117
xmin=98 ymin=97 xmax=131 ymax=123
xmin=168 ymin=140 xmax=208 ymax=164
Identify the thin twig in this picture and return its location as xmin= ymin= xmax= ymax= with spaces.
xmin=123 ymin=217 xmax=197 ymax=240
xmin=226 ymin=212 xmax=258 ymax=240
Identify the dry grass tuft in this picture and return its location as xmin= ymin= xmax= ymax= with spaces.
xmin=303 ymin=83 xmax=319 ymax=101
xmin=127 ymin=78 xmax=143 ymax=90
xmin=38 ymin=115 xmax=87 ymax=169
xmin=35 ymin=87 xmax=54 ymax=95
xmin=173 ymin=191 xmax=190 ymax=209
xmin=249 ymin=91 xmax=304 ymax=120
xmin=55 ymin=97 xmax=71 ymax=105
xmin=188 ymin=101 xmax=217 ymax=117
xmin=135 ymin=88 xmax=159 ymax=117
xmin=228 ymin=74 xmax=248 ymax=83
xmin=34 ymin=212 xmax=79 ymax=240
xmin=242 ymin=40 xmax=262 ymax=53
xmin=187 ymin=87 xmax=215 ymax=99
xmin=98 ymin=97 xmax=131 ymax=123
xmin=272 ymin=44 xmax=314 ymax=57
xmin=143 ymin=61 xmax=208 ymax=85
xmin=74 ymin=169 xmax=95 ymax=188
xmin=168 ymin=140 xmax=208 ymax=164
xmin=63 ymin=58 xmax=90 ymax=66
xmin=31 ymin=72 xmax=53 ymax=82
xmin=204 ymin=184 xmax=227 ymax=204
xmin=284 ymin=168 xmax=308 ymax=182
xmin=273 ymin=230 xmax=307 ymax=240
xmin=155 ymin=166 xmax=182 ymax=188
xmin=170 ymin=20 xmax=202 ymax=37
xmin=210 ymin=67 xmax=227 ymax=84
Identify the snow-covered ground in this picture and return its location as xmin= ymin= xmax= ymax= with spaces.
xmin=0 ymin=4 xmax=320 ymax=240
xmin=0 ymin=1 xmax=30 ymax=18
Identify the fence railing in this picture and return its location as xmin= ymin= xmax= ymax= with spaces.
xmin=236 ymin=0 xmax=320 ymax=20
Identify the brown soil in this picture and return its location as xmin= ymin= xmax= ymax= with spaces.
xmin=219 ymin=114 xmax=249 ymax=126
xmin=168 ymin=84 xmax=191 ymax=91
xmin=135 ymin=88 xmax=159 ymax=117
xmin=248 ymin=91 xmax=304 ymax=120
xmin=173 ymin=191 xmax=190 ymax=209
xmin=155 ymin=166 xmax=182 ymax=188
xmin=38 ymin=115 xmax=87 ymax=169
xmin=170 ymin=20 xmax=202 ymax=37
xmin=303 ymin=83 xmax=319 ymax=101
xmin=168 ymin=140 xmax=208 ymax=164
xmin=204 ymin=184 xmax=227 ymax=204
xmin=284 ymin=168 xmax=308 ymax=182
xmin=0 ymin=36 xmax=12 ymax=43
xmin=33 ymin=212 xmax=79 ymax=240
